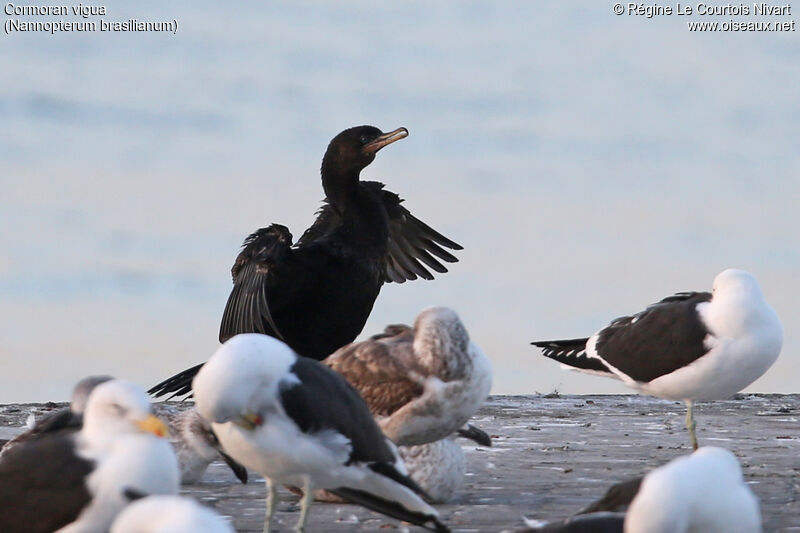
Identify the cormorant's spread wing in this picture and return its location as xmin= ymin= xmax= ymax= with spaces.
xmin=593 ymin=291 xmax=713 ymax=382
xmin=296 ymin=185 xmax=462 ymax=283
xmin=324 ymin=325 xmax=423 ymax=417
xmin=219 ymin=225 xmax=293 ymax=344
xmin=377 ymin=185 xmax=463 ymax=283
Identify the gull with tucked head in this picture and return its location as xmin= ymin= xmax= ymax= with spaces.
xmin=532 ymin=269 xmax=782 ymax=449
xmin=323 ymin=306 xmax=492 ymax=503
xmin=325 ymin=306 xmax=492 ymax=447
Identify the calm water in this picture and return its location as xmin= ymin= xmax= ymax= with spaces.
xmin=1 ymin=2 xmax=798 ymax=402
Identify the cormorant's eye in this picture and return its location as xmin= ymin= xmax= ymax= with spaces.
xmin=359 ymin=134 xmax=370 ymax=145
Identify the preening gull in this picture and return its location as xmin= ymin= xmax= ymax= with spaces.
xmin=193 ymin=333 xmax=450 ymax=532
xmin=149 ymin=125 xmax=462 ymax=399
xmin=520 ymin=447 xmax=760 ymax=533
xmin=532 ymin=269 xmax=782 ymax=448
xmin=111 ymin=495 xmax=234 ymax=533
xmin=0 ymin=379 xmax=179 ymax=533
xmin=324 ymin=306 xmax=493 ymax=447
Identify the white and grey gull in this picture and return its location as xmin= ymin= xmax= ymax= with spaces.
xmin=111 ymin=494 xmax=234 ymax=533
xmin=520 ymin=446 xmax=761 ymax=533
xmin=193 ymin=333 xmax=450 ymax=532
xmin=532 ymin=268 xmax=782 ymax=449
xmin=0 ymin=379 xmax=179 ymax=533
xmin=0 ymin=374 xmax=245 ymax=486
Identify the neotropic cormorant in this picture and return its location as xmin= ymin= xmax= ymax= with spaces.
xmin=150 ymin=126 xmax=462 ymax=398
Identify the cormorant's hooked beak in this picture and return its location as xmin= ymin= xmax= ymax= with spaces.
xmin=363 ymin=127 xmax=408 ymax=154
xmin=233 ymin=411 xmax=264 ymax=430
xmin=136 ymin=415 xmax=169 ymax=438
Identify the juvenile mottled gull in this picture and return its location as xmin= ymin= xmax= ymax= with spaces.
xmin=325 ymin=306 xmax=493 ymax=447
xmin=193 ymin=333 xmax=450 ymax=532
xmin=397 ymin=431 xmax=489 ymax=503
xmin=532 ymin=269 xmax=782 ymax=449
xmin=0 ymin=380 xmax=179 ymax=533
xmin=152 ymin=404 xmax=247 ymax=484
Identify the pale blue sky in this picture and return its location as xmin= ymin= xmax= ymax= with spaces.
xmin=1 ymin=2 xmax=798 ymax=402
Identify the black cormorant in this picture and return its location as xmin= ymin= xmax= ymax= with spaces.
xmin=150 ymin=126 xmax=462 ymax=398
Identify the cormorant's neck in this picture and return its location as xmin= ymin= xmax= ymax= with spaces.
xmin=321 ymin=161 xmax=360 ymax=212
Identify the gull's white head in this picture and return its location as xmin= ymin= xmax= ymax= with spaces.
xmin=110 ymin=495 xmax=234 ymax=533
xmin=82 ymin=379 xmax=168 ymax=445
xmin=705 ymin=268 xmax=783 ymax=346
xmin=625 ymin=446 xmax=761 ymax=533
xmin=711 ymin=269 xmax=763 ymax=300
xmin=193 ymin=334 xmax=297 ymax=428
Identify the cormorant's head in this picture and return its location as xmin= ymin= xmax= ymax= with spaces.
xmin=322 ymin=125 xmax=408 ymax=177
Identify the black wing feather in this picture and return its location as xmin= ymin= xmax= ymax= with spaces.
xmin=523 ymin=513 xmax=625 ymax=533
xmin=298 ymin=183 xmax=462 ymax=284
xmin=218 ymin=225 xmax=293 ymax=344
xmin=594 ymin=291 xmax=712 ymax=382
xmin=328 ymin=487 xmax=450 ymax=533
xmin=148 ymin=362 xmax=204 ymax=399
xmin=0 ymin=429 xmax=93 ymax=533
xmin=531 ymin=338 xmax=615 ymax=376
xmin=378 ymin=185 xmax=462 ymax=284
xmin=279 ymin=358 xmax=396 ymax=464
xmin=0 ymin=409 xmax=82 ymax=457
xmin=579 ymin=477 xmax=642 ymax=514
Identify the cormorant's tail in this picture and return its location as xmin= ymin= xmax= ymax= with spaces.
xmin=531 ymin=338 xmax=615 ymax=377
xmin=329 ymin=487 xmax=450 ymax=533
xmin=148 ymin=363 xmax=204 ymax=399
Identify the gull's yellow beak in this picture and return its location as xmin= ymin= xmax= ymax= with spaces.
xmin=234 ymin=411 xmax=264 ymax=430
xmin=136 ymin=415 xmax=169 ymax=438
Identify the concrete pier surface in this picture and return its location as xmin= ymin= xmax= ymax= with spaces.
xmin=2 ymin=394 xmax=799 ymax=532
